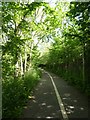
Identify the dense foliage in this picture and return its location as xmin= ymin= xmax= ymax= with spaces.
xmin=2 ymin=2 xmax=46 ymax=118
xmin=2 ymin=1 xmax=90 ymax=118
xmin=46 ymin=2 xmax=90 ymax=95
xmin=3 ymin=68 xmax=41 ymax=118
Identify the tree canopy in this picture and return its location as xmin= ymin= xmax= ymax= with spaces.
xmin=2 ymin=1 xmax=90 ymax=118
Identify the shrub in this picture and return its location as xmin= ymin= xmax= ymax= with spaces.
xmin=2 ymin=68 xmax=41 ymax=118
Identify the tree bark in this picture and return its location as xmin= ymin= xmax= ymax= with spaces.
xmin=25 ymin=44 xmax=27 ymax=72
xmin=82 ymin=44 xmax=85 ymax=89
xmin=15 ymin=60 xmax=19 ymax=77
xmin=84 ymin=42 xmax=90 ymax=90
xmin=28 ymin=42 xmax=33 ymax=70
xmin=20 ymin=53 xmax=23 ymax=76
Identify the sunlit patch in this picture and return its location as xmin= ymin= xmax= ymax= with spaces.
xmin=37 ymin=116 xmax=41 ymax=118
xmin=28 ymin=95 xmax=35 ymax=99
xmin=52 ymin=113 xmax=55 ymax=115
xmin=46 ymin=116 xmax=53 ymax=119
xmin=50 ymin=92 xmax=53 ymax=94
xmin=67 ymin=111 xmax=71 ymax=114
xmin=61 ymin=110 xmax=67 ymax=115
xmin=36 ymin=88 xmax=38 ymax=91
xmin=73 ymin=100 xmax=77 ymax=102
xmin=66 ymin=110 xmax=74 ymax=114
xmin=53 ymin=77 xmax=58 ymax=79
xmin=33 ymin=100 xmax=37 ymax=103
xmin=41 ymin=103 xmax=46 ymax=106
xmin=43 ymin=93 xmax=48 ymax=95
xmin=40 ymin=83 xmax=43 ymax=85
xmin=62 ymin=98 xmax=67 ymax=100
xmin=69 ymin=106 xmax=74 ymax=109
xmin=80 ymin=107 xmax=84 ymax=110
xmin=47 ymin=105 xmax=52 ymax=108
xmin=64 ymin=93 xmax=71 ymax=97
xmin=66 ymin=106 xmax=74 ymax=114
xmin=23 ymin=106 xmax=27 ymax=109
xmin=60 ymin=103 xmax=64 ymax=106
xmin=63 ymin=112 xmax=67 ymax=114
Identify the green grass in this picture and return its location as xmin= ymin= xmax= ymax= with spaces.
xmin=2 ymin=68 xmax=41 ymax=118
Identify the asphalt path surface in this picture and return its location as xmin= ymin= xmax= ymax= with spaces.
xmin=20 ymin=69 xmax=88 ymax=119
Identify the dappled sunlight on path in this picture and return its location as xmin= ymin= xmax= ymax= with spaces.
xmin=50 ymin=72 xmax=88 ymax=119
xmin=20 ymin=71 xmax=88 ymax=119
xmin=20 ymin=71 xmax=62 ymax=118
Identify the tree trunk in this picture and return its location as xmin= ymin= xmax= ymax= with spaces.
xmin=29 ymin=42 xmax=33 ymax=70
xmin=25 ymin=45 xmax=27 ymax=72
xmin=15 ymin=60 xmax=19 ymax=77
xmin=20 ymin=53 xmax=23 ymax=76
xmin=84 ymin=42 xmax=90 ymax=90
xmin=82 ymin=44 xmax=85 ymax=89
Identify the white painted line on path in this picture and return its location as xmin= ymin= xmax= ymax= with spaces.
xmin=44 ymin=70 xmax=69 ymax=120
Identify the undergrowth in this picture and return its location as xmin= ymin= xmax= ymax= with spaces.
xmin=2 ymin=68 xmax=41 ymax=118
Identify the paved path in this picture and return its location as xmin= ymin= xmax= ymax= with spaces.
xmin=20 ymin=69 xmax=88 ymax=119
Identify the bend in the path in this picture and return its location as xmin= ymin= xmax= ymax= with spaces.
xmin=20 ymin=69 xmax=88 ymax=119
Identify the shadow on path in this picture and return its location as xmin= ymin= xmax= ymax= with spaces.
xmin=20 ymin=70 xmax=89 ymax=119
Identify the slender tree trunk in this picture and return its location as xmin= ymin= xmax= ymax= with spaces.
xmin=15 ymin=60 xmax=19 ymax=77
xmin=20 ymin=53 xmax=23 ymax=76
xmin=25 ymin=45 xmax=27 ymax=72
xmin=29 ymin=42 xmax=33 ymax=70
xmin=84 ymin=41 xmax=90 ymax=90
xmin=82 ymin=44 xmax=85 ymax=89
xmin=29 ymin=52 xmax=32 ymax=68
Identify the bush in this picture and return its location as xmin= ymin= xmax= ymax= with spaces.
xmin=23 ymin=68 xmax=41 ymax=95
xmin=2 ymin=68 xmax=41 ymax=118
